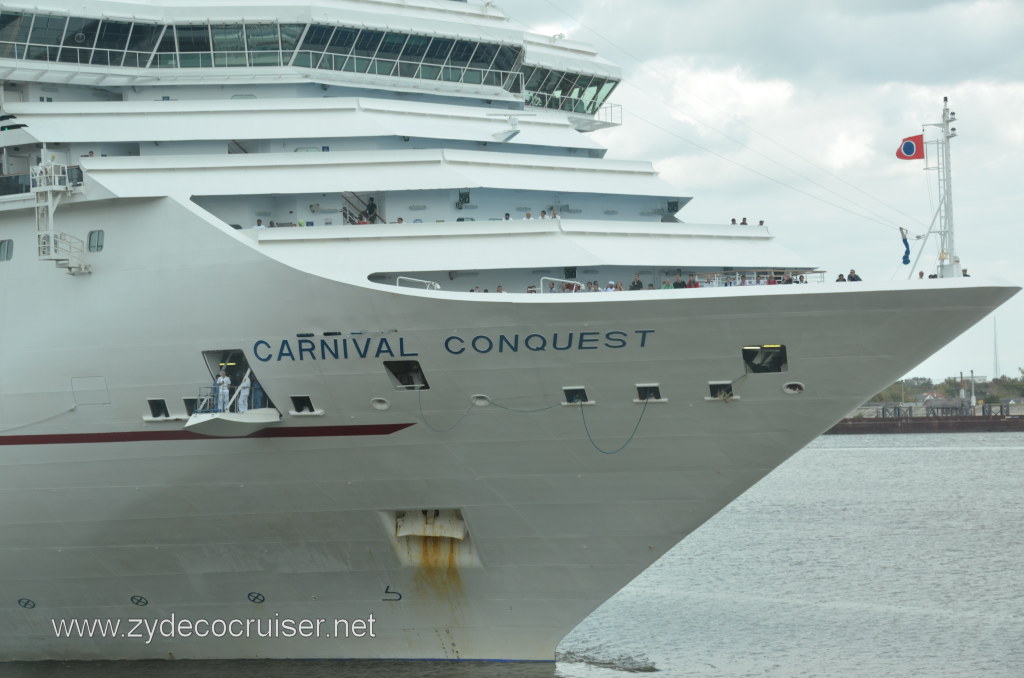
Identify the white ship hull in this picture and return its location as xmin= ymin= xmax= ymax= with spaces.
xmin=0 ymin=202 xmax=1014 ymax=659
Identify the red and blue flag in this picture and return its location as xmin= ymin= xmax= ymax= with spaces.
xmin=896 ymin=134 xmax=925 ymax=160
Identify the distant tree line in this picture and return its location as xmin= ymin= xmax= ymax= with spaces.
xmin=869 ymin=369 xmax=1024 ymax=403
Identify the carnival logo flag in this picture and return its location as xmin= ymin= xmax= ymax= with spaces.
xmin=896 ymin=134 xmax=925 ymax=160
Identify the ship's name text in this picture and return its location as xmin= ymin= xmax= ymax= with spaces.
xmin=253 ymin=337 xmax=418 ymax=362
xmin=443 ymin=329 xmax=654 ymax=355
xmin=252 ymin=329 xmax=654 ymax=362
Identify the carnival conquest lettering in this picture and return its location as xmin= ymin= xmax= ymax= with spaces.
xmin=443 ymin=329 xmax=654 ymax=355
xmin=253 ymin=337 xmax=418 ymax=362
xmin=253 ymin=330 xmax=653 ymax=362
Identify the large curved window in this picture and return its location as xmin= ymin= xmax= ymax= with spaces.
xmin=520 ymin=64 xmax=619 ymax=114
xmin=0 ymin=11 xmax=533 ymax=95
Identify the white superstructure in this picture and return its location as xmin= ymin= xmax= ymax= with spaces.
xmin=0 ymin=0 xmax=1017 ymax=663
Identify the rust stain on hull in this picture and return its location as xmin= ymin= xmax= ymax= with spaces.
xmin=411 ymin=535 xmax=464 ymax=600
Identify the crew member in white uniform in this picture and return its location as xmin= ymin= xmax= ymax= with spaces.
xmin=237 ymin=374 xmax=251 ymax=413
xmin=215 ymin=370 xmax=231 ymax=412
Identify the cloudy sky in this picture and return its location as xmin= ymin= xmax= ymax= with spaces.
xmin=497 ymin=0 xmax=1024 ymax=383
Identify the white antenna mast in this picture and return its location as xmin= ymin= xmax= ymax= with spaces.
xmin=907 ymin=98 xmax=960 ymax=279
xmin=929 ymin=97 xmax=960 ymax=278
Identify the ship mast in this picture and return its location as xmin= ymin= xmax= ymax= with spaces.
xmin=929 ymin=97 xmax=959 ymax=278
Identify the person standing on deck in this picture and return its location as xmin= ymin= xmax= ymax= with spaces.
xmin=364 ymin=197 xmax=378 ymax=223
xmin=215 ymin=370 xmax=231 ymax=412
xmin=238 ymin=374 xmax=251 ymax=413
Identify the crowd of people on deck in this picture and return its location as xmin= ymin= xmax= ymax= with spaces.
xmin=464 ymin=270 xmax=838 ymax=294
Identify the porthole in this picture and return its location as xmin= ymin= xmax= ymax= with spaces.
xmin=0 ymin=239 xmax=13 ymax=261
xmin=87 ymin=230 xmax=104 ymax=252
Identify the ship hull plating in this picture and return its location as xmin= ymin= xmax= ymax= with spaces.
xmin=0 ymin=210 xmax=1016 ymax=659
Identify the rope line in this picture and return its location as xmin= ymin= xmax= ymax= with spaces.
xmin=578 ymin=398 xmax=649 ymax=455
xmin=416 ymin=388 xmax=474 ymax=433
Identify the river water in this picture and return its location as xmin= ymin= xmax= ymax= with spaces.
xmin=7 ymin=433 xmax=1023 ymax=677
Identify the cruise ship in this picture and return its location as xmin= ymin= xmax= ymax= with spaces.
xmin=0 ymin=0 xmax=1017 ymax=663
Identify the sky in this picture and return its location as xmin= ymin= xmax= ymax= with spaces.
xmin=496 ymin=0 xmax=1024 ymax=383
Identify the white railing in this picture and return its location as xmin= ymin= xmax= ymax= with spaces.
xmin=397 ymin=276 xmax=441 ymax=290
xmin=540 ymin=276 xmax=583 ymax=293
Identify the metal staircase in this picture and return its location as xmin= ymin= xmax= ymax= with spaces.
xmin=32 ymin=162 xmax=89 ymax=275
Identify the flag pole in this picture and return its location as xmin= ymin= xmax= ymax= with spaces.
xmin=926 ymin=97 xmax=960 ymax=278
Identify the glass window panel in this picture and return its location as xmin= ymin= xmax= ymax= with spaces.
xmin=423 ymin=37 xmax=452 ymax=64
xmin=30 ymin=14 xmax=68 ymax=46
xmin=448 ymin=40 xmax=476 ymax=67
xmin=94 ymin=20 xmax=131 ymax=50
xmin=26 ymin=44 xmax=56 ymax=61
xmin=372 ymin=59 xmax=396 ymax=76
xmin=400 ymin=34 xmax=429 ymax=61
xmin=441 ymin=66 xmax=461 ymax=82
xmin=581 ymin=77 xmax=601 ymax=104
xmin=397 ymin=61 xmax=418 ymax=77
xmin=90 ymin=48 xmax=113 ymax=65
xmin=523 ymin=66 xmax=547 ymax=91
xmin=347 ymin=56 xmax=372 ymax=73
xmin=469 ymin=43 xmax=496 ymax=69
xmin=300 ymin=25 xmax=333 ymax=51
xmin=127 ymin=24 xmax=161 ymax=52
xmin=178 ymin=52 xmax=211 ymax=67
xmin=552 ymin=72 xmax=576 ymax=98
xmin=377 ymin=32 xmax=406 ymax=60
xmin=326 ymin=27 xmax=357 ymax=54
xmin=535 ymin=69 xmax=561 ymax=94
xmin=462 ymin=68 xmax=482 ymax=84
xmin=211 ymin=24 xmax=244 ymax=51
xmin=594 ymin=80 xmax=618 ymax=107
xmin=64 ymin=17 xmax=99 ymax=47
xmin=122 ymin=52 xmax=144 ymax=68
xmin=504 ymin=71 xmax=523 ymax=93
xmin=492 ymin=45 xmax=519 ymax=72
xmin=246 ymin=23 xmax=278 ymax=51
xmin=176 ymin=25 xmax=210 ymax=52
xmin=249 ymin=51 xmax=281 ymax=66
xmin=0 ymin=12 xmax=32 ymax=43
xmin=482 ymin=70 xmax=501 ymax=86
xmin=280 ymin=23 xmax=303 ymax=51
xmin=214 ymin=51 xmax=248 ymax=67
xmin=58 ymin=46 xmax=89 ymax=64
xmin=352 ymin=30 xmax=383 ymax=57
xmin=569 ymin=74 xmax=592 ymax=100
xmin=292 ymin=51 xmax=314 ymax=68
xmin=419 ymin=63 xmax=441 ymax=79
xmin=156 ymin=27 xmax=177 ymax=53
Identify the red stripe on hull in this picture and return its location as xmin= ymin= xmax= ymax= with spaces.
xmin=0 ymin=423 xmax=415 ymax=446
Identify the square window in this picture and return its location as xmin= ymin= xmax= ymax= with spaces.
xmin=383 ymin=360 xmax=428 ymax=390
xmin=742 ymin=344 xmax=788 ymax=373
xmin=147 ymin=399 xmax=170 ymax=418
xmin=290 ymin=395 xmax=315 ymax=413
